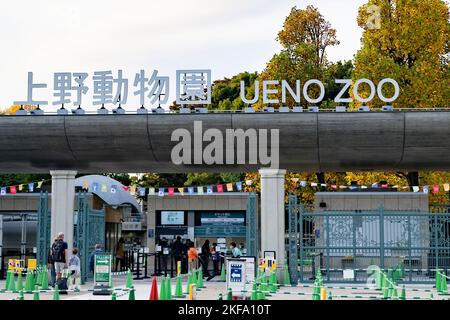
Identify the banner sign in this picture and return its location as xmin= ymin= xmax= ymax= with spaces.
xmin=226 ymin=258 xmax=247 ymax=296
xmin=94 ymin=254 xmax=112 ymax=285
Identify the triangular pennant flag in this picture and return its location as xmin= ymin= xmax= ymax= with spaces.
xmin=226 ymin=183 xmax=233 ymax=192
xmin=413 ymin=186 xmax=419 ymax=193
xmin=300 ymin=181 xmax=307 ymax=187
xmin=339 ymin=185 xmax=347 ymax=189
xmin=206 ymin=186 xmax=213 ymax=194
xmin=188 ymin=187 xmax=194 ymax=195
xmin=235 ymin=182 xmax=242 ymax=191
xmin=18 ymin=184 xmax=23 ymax=191
xmin=148 ymin=187 xmax=155 ymax=195
xmin=122 ymin=186 xmax=129 ymax=191
xmin=349 ymin=186 xmax=358 ymax=190
xmin=381 ymin=184 xmax=388 ymax=189
xmin=321 ymin=183 xmax=327 ymax=187
xmin=245 ymin=180 xmax=252 ymax=186
xmin=291 ymin=178 xmax=299 ymax=183
xmin=178 ymin=187 xmax=184 ymax=196
xmin=311 ymin=182 xmax=318 ymax=187
xmin=401 ymin=186 xmax=409 ymax=190
xmin=91 ymin=182 xmax=99 ymax=192
xmin=110 ymin=185 xmax=117 ymax=194
xmin=331 ymin=184 xmax=337 ymax=190
xmin=197 ymin=186 xmax=204 ymax=195
xmin=423 ymin=186 xmax=429 ymax=194
xmin=432 ymin=184 xmax=439 ymax=194
xmin=28 ymin=183 xmax=34 ymax=192
xmin=361 ymin=185 xmax=368 ymax=189
xmin=217 ymin=184 xmax=224 ymax=193
xmin=10 ymin=186 xmax=17 ymax=194
xmin=444 ymin=184 xmax=450 ymax=192
xmin=158 ymin=188 xmax=165 ymax=197
xmin=168 ymin=187 xmax=174 ymax=197
xmin=0 ymin=187 xmax=6 ymax=195
xmin=83 ymin=180 xmax=89 ymax=189
xmin=130 ymin=185 xmax=137 ymax=195
xmin=139 ymin=187 xmax=147 ymax=196
xmin=101 ymin=183 xmax=107 ymax=192
xmin=37 ymin=181 xmax=43 ymax=189
xmin=392 ymin=185 xmax=399 ymax=189
xmin=371 ymin=183 xmax=379 ymax=188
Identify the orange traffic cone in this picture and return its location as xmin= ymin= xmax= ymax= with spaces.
xmin=149 ymin=276 xmax=159 ymax=300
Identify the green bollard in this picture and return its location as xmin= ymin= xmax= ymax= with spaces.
xmin=8 ymin=272 xmax=16 ymax=292
xmin=16 ymin=271 xmax=24 ymax=292
xmin=185 ymin=272 xmax=192 ymax=294
xmin=400 ymin=285 xmax=406 ymax=300
xmin=197 ymin=269 xmax=204 ymax=289
xmin=283 ymin=266 xmax=290 ymax=286
xmin=111 ymin=292 xmax=117 ymax=300
xmin=251 ymin=283 xmax=258 ymax=300
xmin=128 ymin=286 xmax=135 ymax=300
xmin=174 ymin=274 xmax=185 ymax=298
xmin=18 ymin=289 xmax=25 ymax=301
xmin=220 ymin=264 xmax=226 ymax=282
xmin=217 ymin=293 xmax=223 ymax=300
xmin=166 ymin=276 xmax=173 ymax=300
xmin=41 ymin=269 xmax=49 ymax=290
xmin=126 ymin=269 xmax=133 ymax=289
xmin=327 ymin=291 xmax=333 ymax=300
xmin=4 ymin=270 xmax=11 ymax=291
xmin=226 ymin=288 xmax=233 ymax=300
xmin=33 ymin=285 xmax=40 ymax=301
xmin=53 ymin=285 xmax=60 ymax=300
xmin=159 ymin=277 xmax=166 ymax=300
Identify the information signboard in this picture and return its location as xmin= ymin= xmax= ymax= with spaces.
xmin=226 ymin=258 xmax=247 ymax=296
xmin=94 ymin=254 xmax=112 ymax=284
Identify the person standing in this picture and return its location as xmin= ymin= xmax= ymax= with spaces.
xmin=115 ymin=238 xmax=125 ymax=272
xmin=171 ymin=236 xmax=183 ymax=274
xmin=187 ymin=243 xmax=198 ymax=272
xmin=200 ymin=240 xmax=211 ymax=277
xmin=206 ymin=243 xmax=221 ymax=281
xmin=89 ymin=244 xmax=104 ymax=276
xmin=230 ymin=242 xmax=242 ymax=258
xmin=48 ymin=237 xmax=58 ymax=287
xmin=52 ymin=232 xmax=68 ymax=282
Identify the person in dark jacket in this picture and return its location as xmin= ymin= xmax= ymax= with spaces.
xmin=89 ymin=243 xmax=104 ymax=275
xmin=200 ymin=239 xmax=211 ymax=277
xmin=171 ymin=236 xmax=183 ymax=274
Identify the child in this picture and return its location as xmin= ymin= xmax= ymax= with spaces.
xmin=68 ymin=248 xmax=81 ymax=291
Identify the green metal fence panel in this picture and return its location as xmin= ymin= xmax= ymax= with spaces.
xmin=246 ymin=192 xmax=258 ymax=257
xmin=36 ymin=192 xmax=50 ymax=266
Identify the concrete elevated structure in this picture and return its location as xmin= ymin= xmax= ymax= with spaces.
xmin=0 ymin=112 xmax=449 ymax=173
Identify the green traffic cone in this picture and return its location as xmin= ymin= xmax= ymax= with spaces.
xmin=166 ymin=276 xmax=172 ymax=300
xmin=251 ymin=283 xmax=258 ymax=300
xmin=197 ymin=269 xmax=204 ymax=289
xmin=440 ymin=273 xmax=448 ymax=294
xmin=33 ymin=285 xmax=40 ymax=301
xmin=126 ymin=269 xmax=133 ymax=289
xmin=53 ymin=285 xmax=60 ymax=300
xmin=26 ymin=270 xmax=35 ymax=292
xmin=283 ymin=266 xmax=290 ymax=286
xmin=174 ymin=274 xmax=184 ymax=298
xmin=41 ymin=269 xmax=49 ymax=290
xmin=4 ymin=270 xmax=11 ymax=291
xmin=128 ymin=286 xmax=135 ymax=300
xmin=18 ymin=289 xmax=25 ymax=300
xmin=269 ymin=273 xmax=277 ymax=293
xmin=111 ymin=292 xmax=117 ymax=300
xmin=159 ymin=277 xmax=166 ymax=300
xmin=400 ymin=285 xmax=406 ymax=300
xmin=220 ymin=264 xmax=226 ymax=282
xmin=327 ymin=291 xmax=333 ymax=300
xmin=226 ymin=288 xmax=233 ymax=300
xmin=430 ymin=293 xmax=434 ymax=300
xmin=16 ymin=271 xmax=24 ymax=292
xmin=36 ymin=269 xmax=42 ymax=286
xmin=436 ymin=271 xmax=441 ymax=292
xmin=8 ymin=272 xmax=16 ymax=292
xmin=391 ymin=288 xmax=398 ymax=300
xmin=217 ymin=293 xmax=223 ymax=300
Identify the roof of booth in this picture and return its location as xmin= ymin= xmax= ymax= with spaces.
xmin=74 ymin=175 xmax=140 ymax=213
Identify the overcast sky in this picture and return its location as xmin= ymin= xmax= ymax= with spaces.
xmin=0 ymin=0 xmax=367 ymax=111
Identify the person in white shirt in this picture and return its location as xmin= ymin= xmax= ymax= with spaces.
xmin=68 ymin=248 xmax=81 ymax=291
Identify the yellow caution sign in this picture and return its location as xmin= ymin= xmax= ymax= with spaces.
xmin=8 ymin=259 xmax=16 ymax=271
xmin=27 ymin=259 xmax=37 ymax=271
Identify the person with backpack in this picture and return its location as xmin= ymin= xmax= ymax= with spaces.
xmin=52 ymin=232 xmax=68 ymax=282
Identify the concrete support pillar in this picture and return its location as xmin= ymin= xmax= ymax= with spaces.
xmin=259 ymin=168 xmax=286 ymax=280
xmin=50 ymin=170 xmax=77 ymax=252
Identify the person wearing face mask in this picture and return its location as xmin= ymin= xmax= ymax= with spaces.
xmin=230 ymin=242 xmax=242 ymax=258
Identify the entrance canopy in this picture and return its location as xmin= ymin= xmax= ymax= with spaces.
xmin=0 ymin=112 xmax=449 ymax=173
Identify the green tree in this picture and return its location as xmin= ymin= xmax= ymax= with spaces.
xmin=353 ymin=0 xmax=449 ymax=109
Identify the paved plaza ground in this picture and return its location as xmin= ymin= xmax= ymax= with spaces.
xmin=0 ymin=274 xmax=448 ymax=301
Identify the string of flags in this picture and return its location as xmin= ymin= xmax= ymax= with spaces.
xmin=0 ymin=179 xmax=48 ymax=195
xmin=0 ymin=178 xmax=449 ymax=197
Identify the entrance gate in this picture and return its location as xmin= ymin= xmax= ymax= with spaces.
xmin=74 ymin=192 xmax=105 ymax=284
xmin=287 ymin=194 xmax=450 ymax=284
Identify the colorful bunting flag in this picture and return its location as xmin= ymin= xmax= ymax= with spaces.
xmin=444 ymin=184 xmax=450 ymax=192
xmin=311 ymin=182 xmax=318 ymax=187
xmin=331 ymin=185 xmax=337 ymax=190
xmin=10 ymin=186 xmax=16 ymax=194
xmin=188 ymin=187 xmax=194 ymax=194
xmin=291 ymin=178 xmax=299 ymax=183
xmin=148 ymin=187 xmax=155 ymax=195
xmin=206 ymin=186 xmax=213 ymax=194
xmin=197 ymin=186 xmax=204 ymax=195
xmin=0 ymin=187 xmax=5 ymax=195
xmin=168 ymin=187 xmax=174 ymax=197
xmin=139 ymin=187 xmax=146 ymax=196
xmin=423 ymin=186 xmax=429 ymax=194
xmin=28 ymin=183 xmax=34 ymax=192
xmin=178 ymin=187 xmax=184 ymax=196
xmin=433 ymin=184 xmax=440 ymax=194
xmin=83 ymin=180 xmax=89 ymax=189
xmin=245 ymin=180 xmax=252 ymax=186
xmin=122 ymin=186 xmax=129 ymax=191
xmin=37 ymin=181 xmax=43 ymax=189
xmin=235 ymin=182 xmax=242 ymax=191
xmin=130 ymin=185 xmax=137 ymax=195
xmin=91 ymin=182 xmax=99 ymax=192
xmin=226 ymin=183 xmax=233 ymax=192
xmin=300 ymin=181 xmax=307 ymax=187
xmin=158 ymin=188 xmax=165 ymax=197
xmin=18 ymin=184 xmax=23 ymax=191
xmin=217 ymin=184 xmax=224 ymax=193
xmin=413 ymin=186 xmax=419 ymax=193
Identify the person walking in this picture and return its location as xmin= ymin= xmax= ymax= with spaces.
xmin=115 ymin=238 xmax=125 ymax=272
xmin=68 ymin=248 xmax=81 ymax=291
xmin=52 ymin=233 xmax=68 ymax=282
xmin=187 ymin=242 xmax=198 ymax=272
xmin=200 ymin=239 xmax=212 ymax=277
xmin=206 ymin=243 xmax=221 ymax=281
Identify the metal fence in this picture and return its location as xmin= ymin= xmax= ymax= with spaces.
xmin=287 ymin=194 xmax=450 ymax=284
